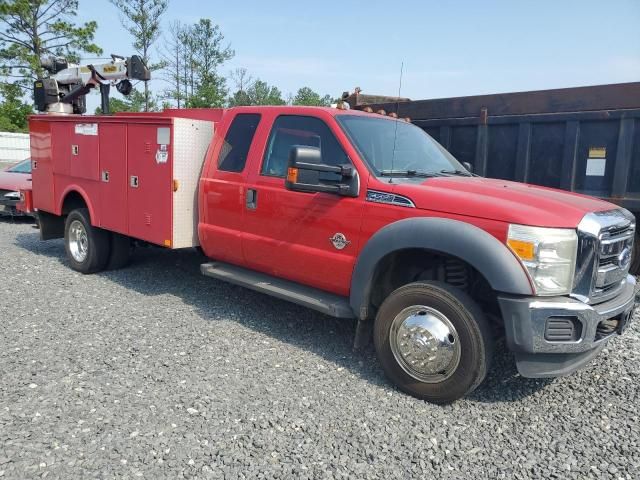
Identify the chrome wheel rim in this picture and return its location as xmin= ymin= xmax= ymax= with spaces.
xmin=68 ymin=220 xmax=89 ymax=263
xmin=389 ymin=305 xmax=461 ymax=383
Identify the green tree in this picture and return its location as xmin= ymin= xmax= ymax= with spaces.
xmin=292 ymin=86 xmax=333 ymax=107
xmin=185 ymin=19 xmax=233 ymax=108
xmin=227 ymin=89 xmax=251 ymax=107
xmin=188 ymin=75 xmax=227 ymax=108
xmin=0 ymin=82 xmax=31 ymax=131
xmin=161 ymin=18 xmax=233 ymax=108
xmin=109 ymin=0 xmax=167 ymax=111
xmin=0 ymin=0 xmax=102 ymax=91
xmin=243 ymin=79 xmax=285 ymax=106
xmin=159 ymin=21 xmax=185 ymax=107
xmin=226 ymin=67 xmax=253 ymax=107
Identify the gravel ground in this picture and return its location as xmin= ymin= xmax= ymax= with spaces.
xmin=1 ymin=219 xmax=639 ymax=480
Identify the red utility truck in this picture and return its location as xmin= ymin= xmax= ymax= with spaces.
xmin=29 ymin=106 xmax=637 ymax=403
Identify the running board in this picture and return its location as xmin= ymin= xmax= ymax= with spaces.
xmin=200 ymin=262 xmax=355 ymax=319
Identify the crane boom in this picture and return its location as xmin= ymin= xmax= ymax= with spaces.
xmin=34 ymin=55 xmax=150 ymax=115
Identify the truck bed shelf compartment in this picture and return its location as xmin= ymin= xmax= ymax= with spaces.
xmin=29 ymin=113 xmax=214 ymax=249
xmin=200 ymin=262 xmax=355 ymax=319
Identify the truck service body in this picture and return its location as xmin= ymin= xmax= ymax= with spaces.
xmin=29 ymin=105 xmax=637 ymax=403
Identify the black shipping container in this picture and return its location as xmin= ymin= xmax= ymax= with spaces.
xmin=357 ymin=82 xmax=640 ymax=214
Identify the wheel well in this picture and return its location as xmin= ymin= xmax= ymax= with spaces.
xmin=37 ymin=191 xmax=90 ymax=241
xmin=61 ymin=191 xmax=88 ymax=216
xmin=367 ymin=248 xmax=500 ymax=321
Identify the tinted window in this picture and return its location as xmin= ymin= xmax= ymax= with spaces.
xmin=8 ymin=159 xmax=31 ymax=173
xmin=262 ymin=115 xmax=349 ymax=177
xmin=218 ymin=114 xmax=261 ymax=172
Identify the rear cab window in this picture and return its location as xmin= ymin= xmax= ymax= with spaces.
xmin=217 ymin=113 xmax=261 ymax=173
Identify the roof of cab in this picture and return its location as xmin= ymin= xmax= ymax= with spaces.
xmin=225 ymin=105 xmax=392 ymax=119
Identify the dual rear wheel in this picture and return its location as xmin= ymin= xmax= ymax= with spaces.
xmin=64 ymin=208 xmax=131 ymax=273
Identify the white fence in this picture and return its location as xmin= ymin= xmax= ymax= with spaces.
xmin=0 ymin=132 xmax=30 ymax=168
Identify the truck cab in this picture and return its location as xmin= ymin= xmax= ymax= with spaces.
xmin=31 ymin=106 xmax=637 ymax=404
xmin=198 ymin=106 xmax=636 ymax=403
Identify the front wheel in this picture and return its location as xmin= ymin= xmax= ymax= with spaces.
xmin=374 ymin=281 xmax=493 ymax=404
xmin=64 ymin=208 xmax=110 ymax=274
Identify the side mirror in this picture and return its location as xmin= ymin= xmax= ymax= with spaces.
xmin=285 ymin=146 xmax=359 ymax=197
xmin=462 ymin=161 xmax=473 ymax=173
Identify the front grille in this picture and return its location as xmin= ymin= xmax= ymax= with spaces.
xmin=592 ymin=224 xmax=634 ymax=302
xmin=574 ymin=209 xmax=635 ymax=305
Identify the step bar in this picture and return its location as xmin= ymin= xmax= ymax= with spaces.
xmin=200 ymin=262 xmax=355 ymax=319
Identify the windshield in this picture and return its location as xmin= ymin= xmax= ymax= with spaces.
xmin=336 ymin=115 xmax=467 ymax=177
xmin=7 ymin=159 xmax=31 ymax=174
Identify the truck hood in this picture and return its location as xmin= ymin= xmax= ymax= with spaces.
xmin=393 ymin=177 xmax=616 ymax=228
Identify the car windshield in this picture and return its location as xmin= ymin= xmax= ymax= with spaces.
xmin=336 ymin=115 xmax=467 ymax=177
xmin=7 ymin=159 xmax=31 ymax=174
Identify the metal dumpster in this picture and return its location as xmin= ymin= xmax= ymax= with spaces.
xmin=354 ymin=82 xmax=640 ymax=268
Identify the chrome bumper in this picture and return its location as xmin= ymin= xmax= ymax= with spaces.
xmin=498 ymin=275 xmax=637 ymax=378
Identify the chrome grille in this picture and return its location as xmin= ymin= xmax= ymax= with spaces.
xmin=593 ymin=224 xmax=634 ymax=300
xmin=573 ymin=209 xmax=635 ymax=305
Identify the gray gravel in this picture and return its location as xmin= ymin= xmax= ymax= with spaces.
xmin=1 ymin=219 xmax=639 ymax=480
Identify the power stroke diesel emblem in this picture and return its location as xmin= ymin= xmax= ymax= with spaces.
xmin=329 ymin=233 xmax=351 ymax=250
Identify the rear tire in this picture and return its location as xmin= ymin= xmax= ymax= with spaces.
xmin=64 ymin=208 xmax=110 ymax=274
xmin=107 ymin=232 xmax=132 ymax=270
xmin=374 ymin=281 xmax=493 ymax=404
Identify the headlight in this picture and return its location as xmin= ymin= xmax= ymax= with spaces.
xmin=507 ymin=224 xmax=578 ymax=296
xmin=4 ymin=191 xmax=19 ymax=200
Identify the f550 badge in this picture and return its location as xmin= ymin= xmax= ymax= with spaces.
xmin=329 ymin=233 xmax=351 ymax=250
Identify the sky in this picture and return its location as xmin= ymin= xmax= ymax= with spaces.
xmin=76 ymin=0 xmax=640 ymax=110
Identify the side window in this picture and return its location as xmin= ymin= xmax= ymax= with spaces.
xmin=261 ymin=115 xmax=349 ymax=177
xmin=217 ymin=113 xmax=261 ymax=173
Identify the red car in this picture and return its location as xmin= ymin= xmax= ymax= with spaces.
xmin=0 ymin=159 xmax=32 ymax=216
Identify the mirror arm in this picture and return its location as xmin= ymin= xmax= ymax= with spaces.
xmin=339 ymin=164 xmax=354 ymax=178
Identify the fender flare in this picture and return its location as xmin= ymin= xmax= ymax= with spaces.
xmin=349 ymin=217 xmax=533 ymax=319
xmin=57 ymin=185 xmax=97 ymax=225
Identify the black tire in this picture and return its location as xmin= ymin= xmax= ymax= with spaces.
xmin=107 ymin=232 xmax=132 ymax=270
xmin=64 ymin=208 xmax=110 ymax=274
xmin=374 ymin=281 xmax=493 ymax=404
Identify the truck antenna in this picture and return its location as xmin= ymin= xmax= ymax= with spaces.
xmin=389 ymin=61 xmax=404 ymax=184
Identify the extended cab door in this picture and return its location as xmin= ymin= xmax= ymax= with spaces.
xmin=198 ymin=112 xmax=262 ymax=264
xmin=241 ymin=112 xmax=366 ymax=297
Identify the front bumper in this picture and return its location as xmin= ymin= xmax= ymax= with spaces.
xmin=498 ymin=275 xmax=637 ymax=378
xmin=0 ymin=196 xmax=27 ymax=216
